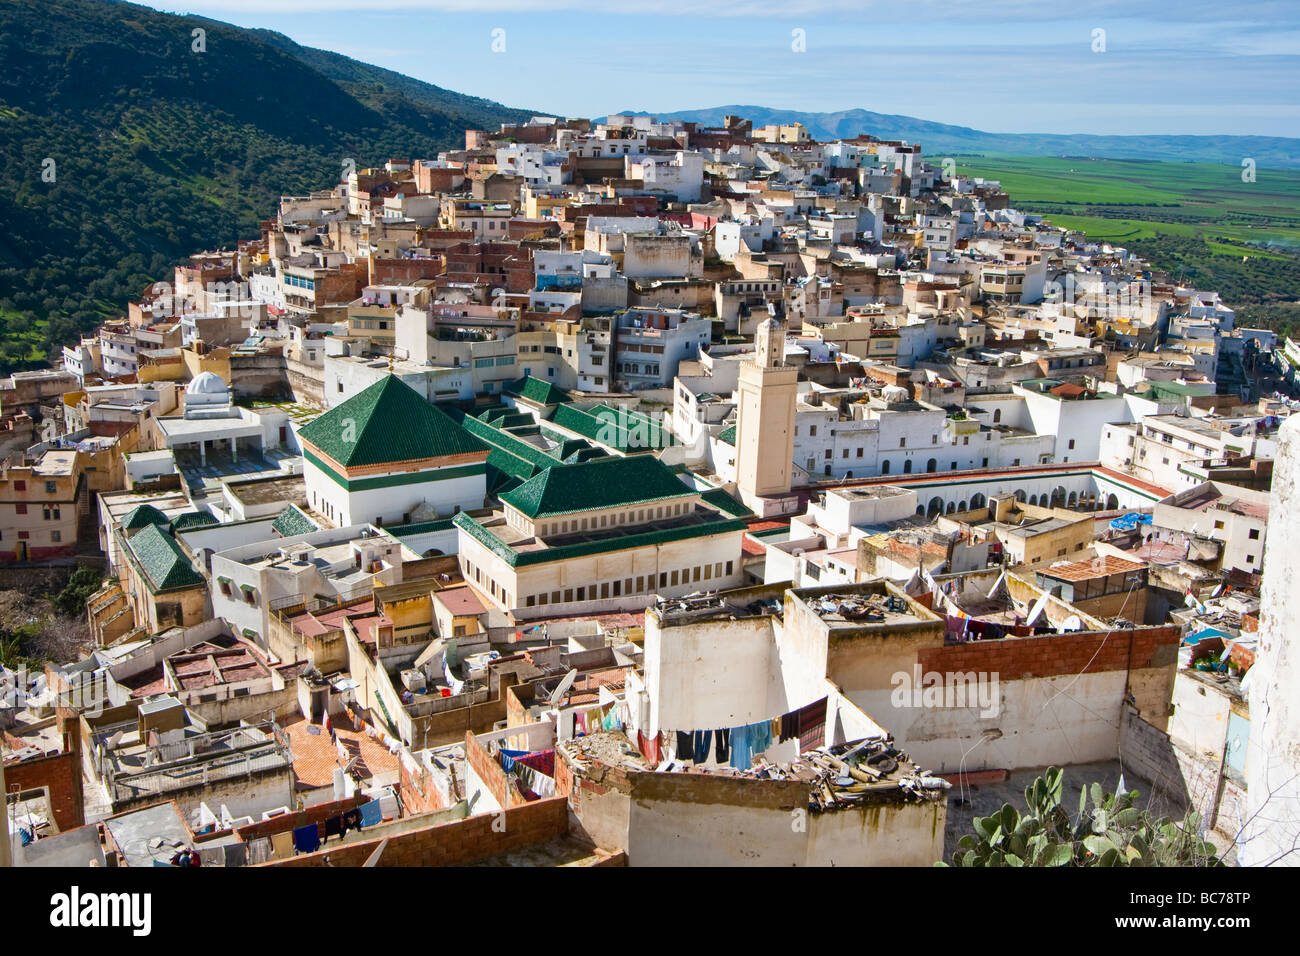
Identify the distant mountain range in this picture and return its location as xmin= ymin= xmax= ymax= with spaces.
xmin=630 ymin=105 xmax=1300 ymax=169
xmin=0 ymin=0 xmax=530 ymax=372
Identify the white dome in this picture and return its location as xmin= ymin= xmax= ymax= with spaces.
xmin=186 ymin=372 xmax=230 ymax=397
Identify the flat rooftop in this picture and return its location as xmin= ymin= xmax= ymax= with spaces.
xmin=226 ymin=474 xmax=306 ymax=507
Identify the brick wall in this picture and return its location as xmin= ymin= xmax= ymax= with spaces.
xmin=265 ymin=795 xmax=570 ymax=866
xmin=918 ymin=625 xmax=1179 ymax=682
xmin=464 ymin=730 xmax=527 ymax=809
xmin=370 ymin=256 xmax=445 ymax=285
xmin=2 ymin=748 xmax=84 ymax=832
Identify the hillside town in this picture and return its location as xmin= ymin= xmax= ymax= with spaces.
xmin=2 ymin=113 xmax=1296 ymax=868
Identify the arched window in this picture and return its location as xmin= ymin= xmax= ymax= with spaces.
xmin=993 ymin=408 xmax=1002 ymax=423
xmin=926 ymin=458 xmax=937 ymax=473
xmin=903 ymin=459 xmax=913 ymax=474
xmin=882 ymin=460 xmax=890 ymax=475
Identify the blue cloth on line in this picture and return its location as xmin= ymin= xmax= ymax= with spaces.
xmin=292 ymin=822 xmax=321 ymax=854
xmin=692 ymin=729 xmax=712 ymax=764
xmin=730 ymin=724 xmax=752 ymax=770
xmin=750 ymin=719 xmax=772 ymax=757
xmin=359 ymin=799 xmax=382 ymax=828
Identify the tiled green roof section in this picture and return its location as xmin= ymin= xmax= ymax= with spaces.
xmin=501 ymin=455 xmax=693 ymax=518
xmin=700 ymin=487 xmax=752 ymax=518
xmin=549 ymin=403 xmax=674 ymax=453
xmin=169 ymin=511 xmax=218 ymax=533
xmin=127 ymin=524 xmax=205 ymax=593
xmin=272 ymin=505 xmax=319 ymax=538
xmin=505 ymin=376 xmax=570 ymax=405
xmin=454 ymin=511 xmax=746 ymax=567
xmin=454 ymin=407 xmax=606 ymax=486
xmin=122 ymin=504 xmax=170 ymax=531
xmin=297 ymin=375 xmax=488 ymax=467
xmin=385 ymin=517 xmax=456 ymax=537
xmin=717 ymin=425 xmax=737 ymax=446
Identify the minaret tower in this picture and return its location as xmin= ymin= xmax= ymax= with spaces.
xmin=734 ymin=317 xmax=798 ymax=513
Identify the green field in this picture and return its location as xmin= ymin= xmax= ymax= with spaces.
xmin=951 ymin=155 xmax=1300 ymax=337
xmin=952 ymin=155 xmax=1300 ymax=250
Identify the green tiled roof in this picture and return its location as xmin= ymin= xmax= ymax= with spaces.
xmin=717 ymin=425 xmax=737 ymax=446
xmin=700 ymin=487 xmax=752 ymax=518
xmin=505 ymin=376 xmax=570 ymax=405
xmin=272 ymin=505 xmax=319 ymax=538
xmin=454 ymin=511 xmax=746 ymax=568
xmin=126 ymin=524 xmax=205 ymax=593
xmin=122 ymin=504 xmax=170 ymax=531
xmin=385 ymin=517 xmax=456 ymax=537
xmin=550 ymin=403 xmax=674 ymax=453
xmin=501 ymin=455 xmax=693 ymax=518
xmin=169 ymin=511 xmax=218 ymax=533
xmin=297 ymin=375 xmax=488 ymax=467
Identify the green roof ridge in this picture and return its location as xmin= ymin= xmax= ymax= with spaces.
xmin=297 ymin=375 xmax=488 ymax=467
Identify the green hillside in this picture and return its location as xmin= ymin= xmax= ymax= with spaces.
xmin=0 ymin=0 xmax=530 ymax=374
xmin=952 ymin=155 xmax=1300 ymax=338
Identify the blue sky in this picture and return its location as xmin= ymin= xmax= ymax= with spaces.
xmin=136 ymin=1 xmax=1300 ymax=137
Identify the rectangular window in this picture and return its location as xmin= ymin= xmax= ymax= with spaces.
xmin=725 ymin=561 xmax=733 ymax=576
xmin=670 ymin=570 xmax=679 ymax=586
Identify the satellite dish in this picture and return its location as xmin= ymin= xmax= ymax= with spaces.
xmin=1059 ymin=615 xmax=1083 ymax=633
xmin=547 ymin=668 xmax=578 ymax=705
xmin=1025 ymin=592 xmax=1050 ymax=626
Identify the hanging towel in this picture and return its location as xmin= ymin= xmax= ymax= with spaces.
xmin=359 ymin=799 xmax=383 ymax=828
xmin=324 ymin=815 xmax=343 ymax=839
xmin=779 ymin=710 xmax=798 ymax=742
xmin=692 ymin=729 xmax=712 ymax=764
xmin=675 ymin=731 xmax=692 ymax=761
xmin=223 ymin=842 xmax=248 ymax=868
xmin=517 ymin=750 xmax=555 ymax=777
xmin=750 ymin=719 xmax=773 ymax=757
xmin=247 ymin=837 xmax=273 ymax=865
xmin=715 ymin=727 xmax=730 ymax=763
xmin=270 ymin=831 xmax=294 ymax=860
xmin=730 ymin=724 xmax=752 ymax=771
xmin=292 ymin=822 xmax=321 ymax=854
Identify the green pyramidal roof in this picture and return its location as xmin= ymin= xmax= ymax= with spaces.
xmin=126 ymin=524 xmax=206 ymax=593
xmin=505 ymin=376 xmax=569 ymax=405
xmin=501 ymin=454 xmax=694 ymax=518
xmin=298 ymin=375 xmax=488 ymax=468
xmin=122 ymin=504 xmax=170 ymax=531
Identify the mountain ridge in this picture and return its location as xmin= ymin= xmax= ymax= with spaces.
xmin=0 ymin=0 xmax=532 ymax=373
xmin=624 ymin=105 xmax=1300 ymax=169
